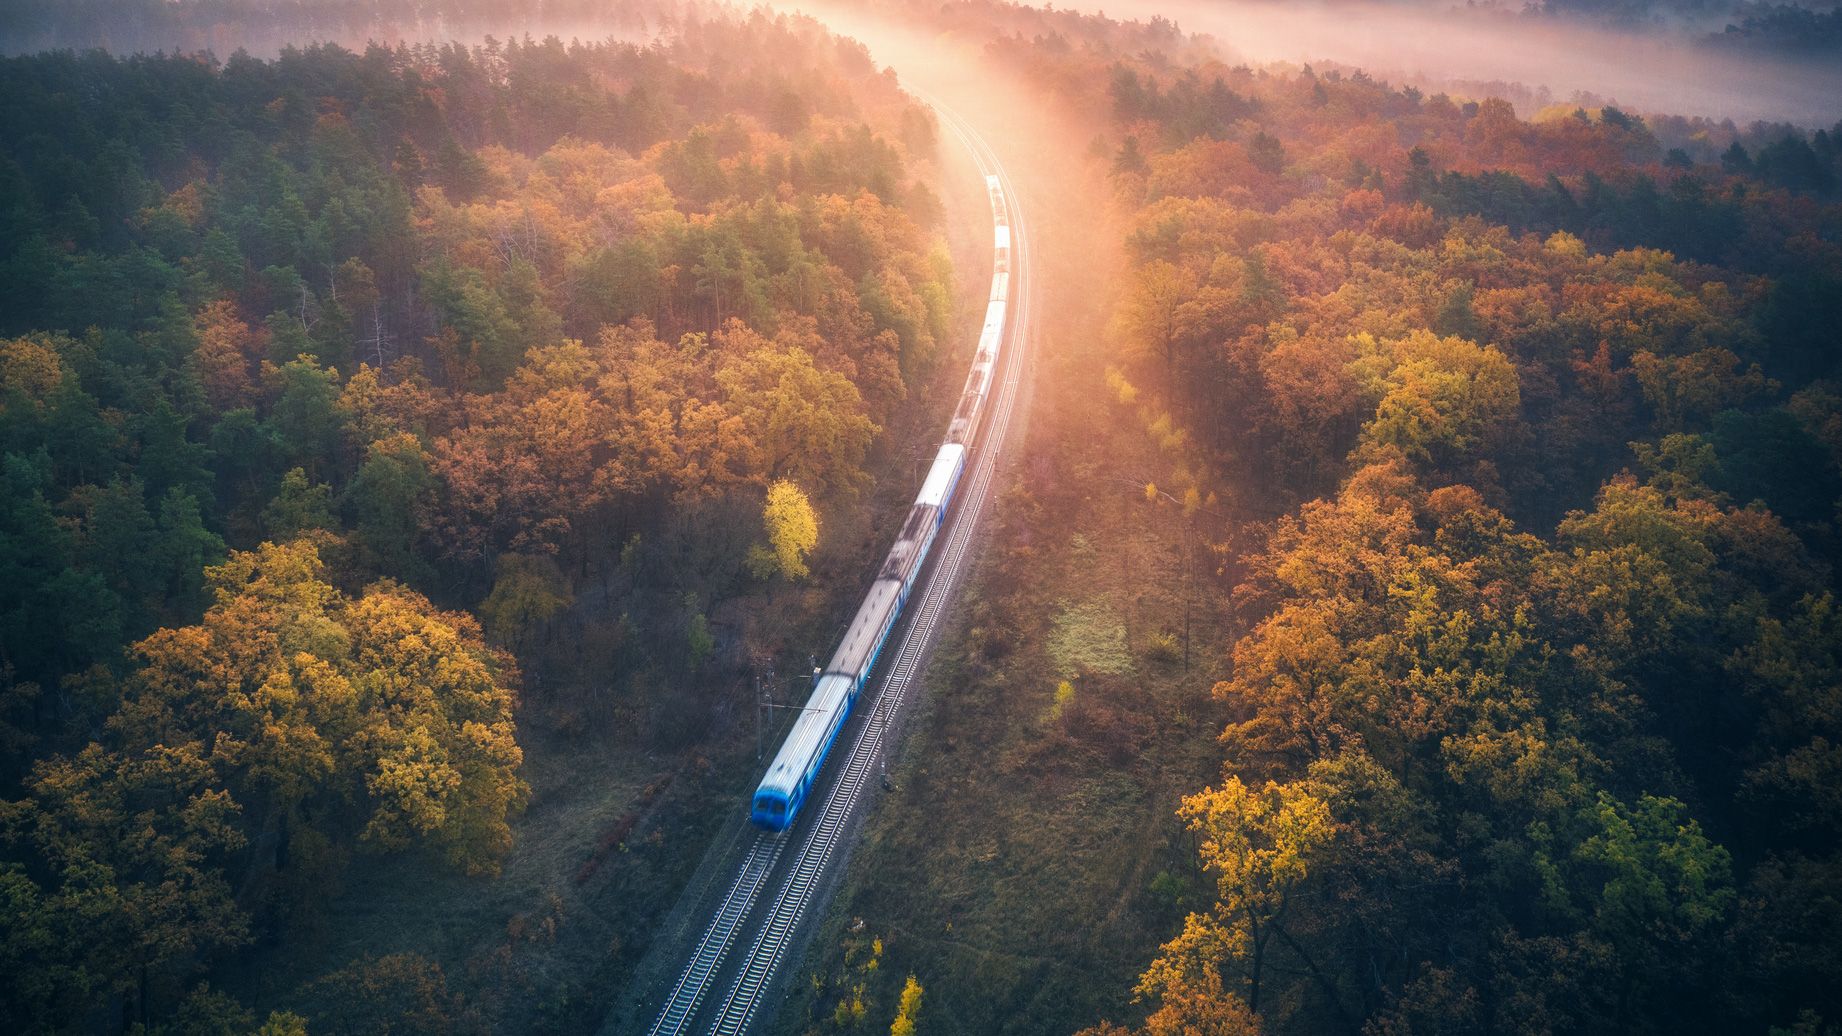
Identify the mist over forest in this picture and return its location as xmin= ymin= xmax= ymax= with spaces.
xmin=1058 ymin=0 xmax=1842 ymax=125
xmin=0 ymin=0 xmax=660 ymax=58
xmin=10 ymin=0 xmax=1836 ymax=126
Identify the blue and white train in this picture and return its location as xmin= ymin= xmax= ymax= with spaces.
xmin=750 ymin=174 xmax=1012 ymax=831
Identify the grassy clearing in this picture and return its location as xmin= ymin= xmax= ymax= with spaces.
xmin=1048 ymin=597 xmax=1135 ymax=679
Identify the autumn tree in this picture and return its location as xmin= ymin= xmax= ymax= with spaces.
xmin=889 ymin=974 xmax=924 ymax=1036
xmin=715 ymin=321 xmax=879 ymax=496
xmin=1 ymin=743 xmax=250 ymax=1029
xmin=189 ymin=299 xmax=261 ymax=410
xmin=1352 ymin=330 xmax=1521 ymax=480
xmin=110 ymin=539 xmax=528 ymax=878
xmin=1140 ymin=777 xmax=1332 ymax=1015
xmin=750 ymin=479 xmax=821 ymax=580
xmin=1119 ymin=259 xmax=1195 ymax=387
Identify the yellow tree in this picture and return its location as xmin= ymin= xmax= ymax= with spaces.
xmin=1118 ymin=259 xmax=1196 ymax=387
xmin=0 ymin=333 xmax=65 ymax=405
xmin=1143 ymin=970 xmax=1262 ymax=1036
xmin=1354 ymin=331 xmax=1520 ymax=475
xmin=342 ymin=582 xmax=528 ymax=874
xmin=750 ymin=479 xmax=820 ymax=580
xmin=340 ymin=360 xmax=449 ymax=447
xmin=591 ymin=323 xmax=702 ymax=500
xmin=1140 ymin=777 xmax=1333 ymax=1015
xmin=889 ymin=974 xmax=923 ymax=1036
xmin=113 ymin=539 xmax=527 ymax=878
xmin=714 ymin=320 xmax=878 ymax=495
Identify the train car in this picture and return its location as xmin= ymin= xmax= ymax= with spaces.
xmin=916 ymin=443 xmax=966 ymax=523
xmin=885 ymin=442 xmax=959 ymax=561
xmin=946 ymin=371 xmax=985 ymax=446
xmin=752 ymin=577 xmax=902 ymax=831
xmin=947 ymin=267 xmax=1010 ymax=446
xmin=975 ymin=305 xmax=1004 ymax=379
xmin=950 ymin=381 xmax=979 ymax=442
xmin=751 ymin=170 xmax=1009 ymax=833
xmin=981 ymin=298 xmax=1007 ymax=341
xmin=752 ymin=672 xmax=856 ymax=830
xmin=879 ymin=505 xmax=936 ymax=609
xmin=831 ymin=578 xmax=902 ymax=691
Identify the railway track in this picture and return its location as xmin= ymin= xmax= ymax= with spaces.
xmin=646 ymin=837 xmax=787 ymax=1034
xmin=644 ymin=91 xmax=1035 ymax=1036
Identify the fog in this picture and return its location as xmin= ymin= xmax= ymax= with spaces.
xmin=4 ymin=0 xmax=1834 ymax=126
xmin=1072 ymin=0 xmax=1840 ymax=126
xmin=0 ymin=10 xmax=657 ymax=60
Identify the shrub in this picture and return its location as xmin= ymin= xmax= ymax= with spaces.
xmin=1142 ymin=631 xmax=1182 ymax=666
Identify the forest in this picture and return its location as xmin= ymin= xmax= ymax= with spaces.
xmin=1046 ymin=12 xmax=1842 ymax=1036
xmin=0 ymin=7 xmax=956 ymax=1032
xmin=5 ymin=0 xmax=1842 ymax=1034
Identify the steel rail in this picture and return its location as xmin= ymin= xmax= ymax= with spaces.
xmin=701 ymin=93 xmax=1035 ymax=1036
xmin=646 ymin=91 xmax=1033 ymax=1036
xmin=646 ymin=836 xmax=788 ymax=1035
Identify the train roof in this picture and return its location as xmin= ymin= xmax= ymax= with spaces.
xmin=917 ymin=443 xmax=965 ymax=508
xmin=759 ymin=673 xmax=855 ymax=795
xmin=946 ymin=416 xmax=971 ymax=446
xmin=958 ymin=368 xmax=987 ymax=409
xmin=827 ymin=577 xmax=901 ymax=680
xmin=878 ymin=503 xmax=936 ymax=581
xmin=981 ymin=299 xmax=1006 ymax=337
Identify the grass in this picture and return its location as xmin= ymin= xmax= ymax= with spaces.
xmin=1048 ymin=599 xmax=1135 ymax=679
xmin=215 ymin=724 xmax=760 ymax=1033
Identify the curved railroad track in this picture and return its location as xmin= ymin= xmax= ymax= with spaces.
xmin=642 ymin=91 xmax=1036 ymax=1036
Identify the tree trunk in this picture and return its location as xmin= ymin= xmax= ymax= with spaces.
xmin=1248 ymin=911 xmax=1264 ymax=1013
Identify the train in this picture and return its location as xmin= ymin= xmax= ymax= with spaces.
xmin=750 ymin=174 xmax=1012 ymax=832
